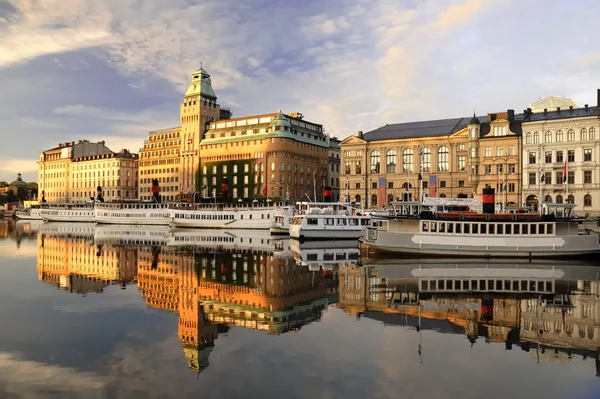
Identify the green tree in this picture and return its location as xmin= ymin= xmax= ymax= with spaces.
xmin=0 ymin=181 xmax=8 ymax=188
xmin=27 ymin=182 xmax=38 ymax=199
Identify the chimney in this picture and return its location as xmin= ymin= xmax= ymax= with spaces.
xmin=527 ymin=107 xmax=532 ymax=113
xmin=569 ymin=105 xmax=573 ymax=110
xmin=585 ymin=104 xmax=589 ymax=109
xmin=507 ymin=109 xmax=514 ymax=122
xmin=597 ymin=88 xmax=600 ymax=107
xmin=556 ymin=107 xmax=560 ymax=112
xmin=543 ymin=108 xmax=547 ymax=114
xmin=357 ymin=131 xmax=363 ymax=139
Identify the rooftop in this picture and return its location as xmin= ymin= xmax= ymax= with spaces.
xmin=363 ymin=116 xmax=486 ymax=142
xmin=521 ymin=105 xmax=600 ymax=123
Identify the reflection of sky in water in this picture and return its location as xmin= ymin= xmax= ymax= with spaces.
xmin=0 ymin=235 xmax=599 ymax=398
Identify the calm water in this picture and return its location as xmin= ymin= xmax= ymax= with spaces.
xmin=1 ymin=219 xmax=600 ymax=399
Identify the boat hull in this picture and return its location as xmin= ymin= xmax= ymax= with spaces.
xmin=290 ymin=226 xmax=366 ymax=240
xmin=360 ymin=230 xmax=600 ymax=258
xmin=15 ymin=213 xmax=42 ymax=220
xmin=170 ymin=208 xmax=274 ymax=229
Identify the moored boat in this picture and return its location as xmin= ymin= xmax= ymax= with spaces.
xmin=94 ymin=201 xmax=171 ymax=225
xmin=289 ymin=202 xmax=371 ymax=240
xmin=15 ymin=206 xmax=43 ymax=220
xmin=270 ymin=204 xmax=296 ymax=235
xmin=40 ymin=203 xmax=94 ymax=222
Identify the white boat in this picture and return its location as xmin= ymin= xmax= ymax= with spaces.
xmin=290 ymin=239 xmax=359 ymax=271
xmin=39 ymin=203 xmax=94 ymax=222
xmin=94 ymin=202 xmax=171 ymax=225
xmin=270 ymin=204 xmax=296 ymax=235
xmin=169 ymin=201 xmax=285 ymax=230
xmin=289 ymin=202 xmax=371 ymax=240
xmin=15 ymin=206 xmax=43 ymax=220
xmin=361 ymin=202 xmax=600 ymax=258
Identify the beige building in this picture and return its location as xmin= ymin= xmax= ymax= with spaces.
xmin=328 ymin=137 xmax=341 ymax=202
xmin=138 ymin=128 xmax=182 ymax=201
xmin=38 ymin=140 xmax=138 ymax=202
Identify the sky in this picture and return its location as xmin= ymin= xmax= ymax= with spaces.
xmin=1 ymin=0 xmax=600 ymax=183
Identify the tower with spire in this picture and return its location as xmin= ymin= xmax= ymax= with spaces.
xmin=179 ymin=66 xmax=222 ymax=193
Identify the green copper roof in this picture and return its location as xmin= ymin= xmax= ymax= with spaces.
xmin=185 ymin=67 xmax=217 ymax=99
xmin=269 ymin=111 xmax=291 ymax=128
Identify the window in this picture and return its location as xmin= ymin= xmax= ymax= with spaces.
xmin=345 ymin=151 xmax=351 ymax=157
xmin=357 ymin=150 xmax=362 ymax=156
xmin=568 ymin=171 xmax=575 ymax=184
xmin=556 ymin=151 xmax=563 ymax=163
xmin=545 ymin=131 xmax=552 ymax=143
xmin=545 ymin=151 xmax=552 ymax=163
xmin=355 ymin=161 xmax=362 ymax=174
xmin=437 ymin=146 xmax=449 ymax=171
xmin=556 ymin=195 xmax=563 ymax=204
xmin=355 ymin=182 xmax=361 ymax=189
xmin=371 ymin=194 xmax=377 ymax=207
xmin=525 ymin=133 xmax=532 ymax=144
xmin=458 ymin=180 xmax=465 ymax=187
xmin=345 ymin=161 xmax=351 ymax=174
xmin=528 ymin=152 xmax=536 ymax=164
xmin=493 ymin=126 xmax=507 ymax=136
xmin=533 ymin=132 xmax=539 ymax=143
xmin=496 ymin=146 xmax=503 ymax=156
xmin=404 ymin=149 xmax=415 ymax=173
xmin=485 ymin=165 xmax=492 ymax=175
xmin=508 ymin=164 xmax=515 ymax=174
xmin=371 ymin=181 xmax=377 ymax=189
xmin=421 ymin=148 xmax=431 ymax=172
xmin=508 ymin=183 xmax=515 ymax=192
xmin=545 ymin=172 xmax=552 ymax=185
xmin=508 ymin=145 xmax=515 ymax=156
xmin=485 ymin=147 xmax=491 ymax=157
xmin=584 ymin=170 xmax=592 ymax=184
xmin=458 ymin=144 xmax=465 ymax=150
xmin=584 ymin=149 xmax=592 ymax=162
xmin=458 ymin=156 xmax=466 ymax=171
xmin=439 ymin=181 xmax=446 ymax=188
xmin=584 ymin=194 xmax=592 ymax=206
xmin=556 ymin=171 xmax=563 ymax=184
xmin=556 ymin=130 xmax=563 ymax=142
xmin=370 ymin=151 xmax=380 ymax=173
xmin=528 ymin=173 xmax=536 ymax=185
xmin=387 ymin=182 xmax=394 ymax=189
xmin=567 ymin=129 xmax=575 ymax=141
xmin=568 ymin=150 xmax=575 ymax=162
xmin=581 ymin=128 xmax=588 ymax=140
xmin=497 ymin=164 xmax=503 ymax=174
xmin=470 ymin=148 xmax=476 ymax=158
xmin=590 ymin=127 xmax=596 ymax=140
xmin=387 ymin=150 xmax=397 ymax=173
xmin=567 ymin=194 xmax=575 ymax=204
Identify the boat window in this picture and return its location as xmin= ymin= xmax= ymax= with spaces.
xmin=480 ymin=224 xmax=487 ymax=234
xmin=471 ymin=280 xmax=477 ymax=290
xmin=430 ymin=222 xmax=437 ymax=232
xmin=547 ymin=224 xmax=553 ymax=234
xmin=496 ymin=280 xmax=502 ymax=290
xmin=464 ymin=224 xmax=470 ymax=234
xmin=307 ymin=218 xmax=318 ymax=225
xmin=512 ymin=281 xmax=519 ymax=291
xmin=522 ymin=224 xmax=528 ymax=234
xmin=439 ymin=223 xmax=445 ymax=233
xmin=505 ymin=225 xmax=511 ymax=234
xmin=545 ymin=281 xmax=552 ymax=291
xmin=438 ymin=280 xmax=444 ymax=290
xmin=360 ymin=219 xmax=370 ymax=226
xmin=472 ymin=224 xmax=478 ymax=234
xmin=521 ymin=281 xmax=528 ymax=291
xmin=489 ymin=224 xmax=495 ymax=234
xmin=514 ymin=224 xmax=520 ymax=234
xmin=337 ymin=219 xmax=347 ymax=226
xmin=445 ymin=280 xmax=453 ymax=289
xmin=497 ymin=224 xmax=503 ymax=234
xmin=336 ymin=253 xmax=346 ymax=260
xmin=422 ymin=222 xmax=429 ymax=232
xmin=455 ymin=280 xmax=461 ymax=290
xmin=349 ymin=219 xmax=358 ymax=226
xmin=324 ymin=218 xmax=334 ymax=226
xmin=530 ymin=224 xmax=537 ymax=234
xmin=539 ymin=224 xmax=545 ymax=234
xmin=324 ymin=253 xmax=334 ymax=261
xmin=447 ymin=223 xmax=454 ymax=233
xmin=479 ymin=280 xmax=486 ymax=290
xmin=455 ymin=223 xmax=462 ymax=234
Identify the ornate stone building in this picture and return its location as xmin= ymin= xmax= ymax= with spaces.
xmin=38 ymin=140 xmax=138 ymax=203
xmin=521 ymin=91 xmax=600 ymax=216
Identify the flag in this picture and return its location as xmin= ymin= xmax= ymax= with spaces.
xmin=263 ymin=185 xmax=268 ymax=196
xmin=429 ymin=175 xmax=437 ymax=197
xmin=540 ymin=171 xmax=545 ymax=184
xmin=563 ymin=162 xmax=567 ymax=183
xmin=378 ymin=177 xmax=387 ymax=207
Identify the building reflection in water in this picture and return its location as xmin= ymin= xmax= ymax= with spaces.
xmin=339 ymin=260 xmax=600 ymax=376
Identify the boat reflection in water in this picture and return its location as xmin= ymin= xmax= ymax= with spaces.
xmin=31 ymin=221 xmax=600 ymax=378
xmin=341 ymin=258 xmax=600 ymax=373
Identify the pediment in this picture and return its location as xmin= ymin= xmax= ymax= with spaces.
xmin=340 ymin=135 xmax=367 ymax=145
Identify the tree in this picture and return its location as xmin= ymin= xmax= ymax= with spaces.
xmin=27 ymin=182 xmax=38 ymax=199
xmin=0 ymin=181 xmax=8 ymax=188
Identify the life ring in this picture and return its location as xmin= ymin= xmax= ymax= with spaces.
xmin=345 ymin=211 xmax=349 ymax=216
xmin=234 ymin=208 xmax=238 ymax=213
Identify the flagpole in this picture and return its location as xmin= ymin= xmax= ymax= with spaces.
xmin=565 ymin=160 xmax=569 ymax=200
xmin=539 ymin=167 xmax=543 ymax=215
xmin=419 ymin=145 xmax=424 ymax=203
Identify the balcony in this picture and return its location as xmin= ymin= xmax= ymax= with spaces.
xmin=181 ymin=149 xmax=197 ymax=156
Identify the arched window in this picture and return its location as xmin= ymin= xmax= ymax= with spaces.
xmin=387 ymin=194 xmax=394 ymax=204
xmin=525 ymin=132 xmax=532 ymax=144
xmin=439 ymin=193 xmax=447 ymax=198
xmin=544 ymin=195 xmax=552 ymax=202
xmin=567 ymin=129 xmax=575 ymax=141
xmin=545 ymin=131 xmax=552 ymax=143
xmin=402 ymin=149 xmax=413 ymax=173
xmin=584 ymin=194 xmax=592 ymax=207
xmin=556 ymin=130 xmax=563 ymax=142
xmin=355 ymin=194 xmax=361 ymax=203
xmin=533 ymin=132 xmax=539 ymax=144
xmin=370 ymin=151 xmax=380 ymax=174
xmin=421 ymin=148 xmax=431 ymax=172
xmin=556 ymin=195 xmax=563 ymax=204
xmin=437 ymin=146 xmax=449 ymax=171
xmin=371 ymin=194 xmax=378 ymax=208
xmin=567 ymin=194 xmax=575 ymax=204
xmin=581 ymin=128 xmax=588 ymax=141
xmin=386 ymin=150 xmax=397 ymax=173
xmin=590 ymin=127 xmax=596 ymax=140
xmin=401 ymin=182 xmax=412 ymax=190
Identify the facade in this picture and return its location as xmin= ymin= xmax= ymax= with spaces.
xmin=198 ymin=111 xmax=329 ymax=201
xmin=138 ymin=127 xmax=182 ymax=201
xmin=328 ymin=137 xmax=341 ymax=202
xmin=38 ymin=140 xmax=138 ymax=202
xmin=521 ymin=91 xmax=600 ymax=216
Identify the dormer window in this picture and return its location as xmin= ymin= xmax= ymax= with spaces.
xmin=493 ymin=126 xmax=507 ymax=136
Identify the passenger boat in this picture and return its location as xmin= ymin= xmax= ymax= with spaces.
xmin=361 ymin=200 xmax=600 ymax=258
xmin=15 ymin=205 xmax=43 ymax=220
xmin=289 ymin=202 xmax=371 ymax=240
xmin=39 ymin=203 xmax=94 ymax=222
xmin=169 ymin=200 xmax=288 ymax=230
xmin=93 ymin=201 xmax=171 ymax=225
xmin=270 ymin=204 xmax=296 ymax=235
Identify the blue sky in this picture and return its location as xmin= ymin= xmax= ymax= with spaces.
xmin=1 ymin=0 xmax=600 ymax=182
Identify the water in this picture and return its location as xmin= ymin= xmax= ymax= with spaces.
xmin=1 ymin=219 xmax=600 ymax=399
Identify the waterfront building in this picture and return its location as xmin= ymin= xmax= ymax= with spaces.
xmin=198 ymin=111 xmax=329 ymax=201
xmin=38 ymin=140 xmax=138 ymax=202
xmin=328 ymin=137 xmax=341 ymax=202
xmin=521 ymin=91 xmax=600 ymax=216
xmin=138 ymin=127 xmax=182 ymax=201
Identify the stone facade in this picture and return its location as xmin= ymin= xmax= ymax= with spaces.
xmin=138 ymin=127 xmax=182 ymax=201
xmin=328 ymin=137 xmax=341 ymax=202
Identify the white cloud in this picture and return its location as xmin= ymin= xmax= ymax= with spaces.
xmin=0 ymin=158 xmax=39 ymax=175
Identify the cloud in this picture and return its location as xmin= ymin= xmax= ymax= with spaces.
xmin=0 ymin=159 xmax=39 ymax=175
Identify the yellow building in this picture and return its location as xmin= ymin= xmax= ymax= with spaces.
xmin=340 ymin=110 xmax=522 ymax=208
xmin=38 ymin=140 xmax=139 ymax=202
xmin=138 ymin=128 xmax=182 ymax=201
xmin=198 ymin=111 xmax=329 ymax=201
